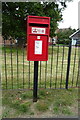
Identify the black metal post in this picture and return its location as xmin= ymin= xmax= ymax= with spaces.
xmin=33 ymin=61 xmax=38 ymax=102
xmin=66 ymin=40 xmax=72 ymax=89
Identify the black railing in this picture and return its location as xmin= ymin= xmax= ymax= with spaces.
xmin=1 ymin=40 xmax=79 ymax=90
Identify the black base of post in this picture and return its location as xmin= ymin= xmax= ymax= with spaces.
xmin=33 ymin=61 xmax=38 ymax=102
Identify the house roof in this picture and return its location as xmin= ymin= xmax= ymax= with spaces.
xmin=69 ymin=29 xmax=80 ymax=39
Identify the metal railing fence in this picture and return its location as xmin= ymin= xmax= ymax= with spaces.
xmin=1 ymin=40 xmax=80 ymax=90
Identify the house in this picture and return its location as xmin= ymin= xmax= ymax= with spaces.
xmin=48 ymin=36 xmax=57 ymax=45
xmin=48 ymin=29 xmax=58 ymax=45
xmin=69 ymin=29 xmax=80 ymax=46
xmin=0 ymin=36 xmax=18 ymax=45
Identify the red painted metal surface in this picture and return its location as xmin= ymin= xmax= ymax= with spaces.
xmin=27 ymin=15 xmax=50 ymax=61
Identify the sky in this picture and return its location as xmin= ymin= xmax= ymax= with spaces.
xmin=58 ymin=0 xmax=80 ymax=29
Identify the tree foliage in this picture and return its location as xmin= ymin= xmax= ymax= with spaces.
xmin=57 ymin=27 xmax=76 ymax=44
xmin=2 ymin=1 xmax=72 ymax=41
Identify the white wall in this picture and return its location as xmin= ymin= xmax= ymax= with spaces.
xmin=72 ymin=39 xmax=77 ymax=45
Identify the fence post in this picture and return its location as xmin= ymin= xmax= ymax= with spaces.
xmin=66 ymin=39 xmax=72 ymax=89
xmin=33 ymin=61 xmax=38 ymax=102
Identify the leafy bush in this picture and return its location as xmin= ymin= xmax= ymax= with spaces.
xmin=58 ymin=39 xmax=70 ymax=45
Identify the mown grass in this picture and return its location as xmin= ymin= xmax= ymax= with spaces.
xmin=2 ymin=46 xmax=23 ymax=53
xmin=1 ymin=45 xmax=79 ymax=89
xmin=2 ymin=88 xmax=78 ymax=118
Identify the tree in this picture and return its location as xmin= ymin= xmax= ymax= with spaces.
xmin=57 ymin=27 xmax=76 ymax=44
xmin=2 ymin=1 xmax=73 ymax=43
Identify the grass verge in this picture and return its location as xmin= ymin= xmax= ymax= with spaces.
xmin=2 ymin=88 xmax=78 ymax=118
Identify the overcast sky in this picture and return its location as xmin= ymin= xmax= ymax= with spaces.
xmin=58 ymin=0 xmax=79 ymax=29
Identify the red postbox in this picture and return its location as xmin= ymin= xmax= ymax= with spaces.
xmin=27 ymin=15 xmax=50 ymax=61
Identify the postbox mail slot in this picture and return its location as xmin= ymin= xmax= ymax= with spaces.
xmin=29 ymin=23 xmax=49 ymax=27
